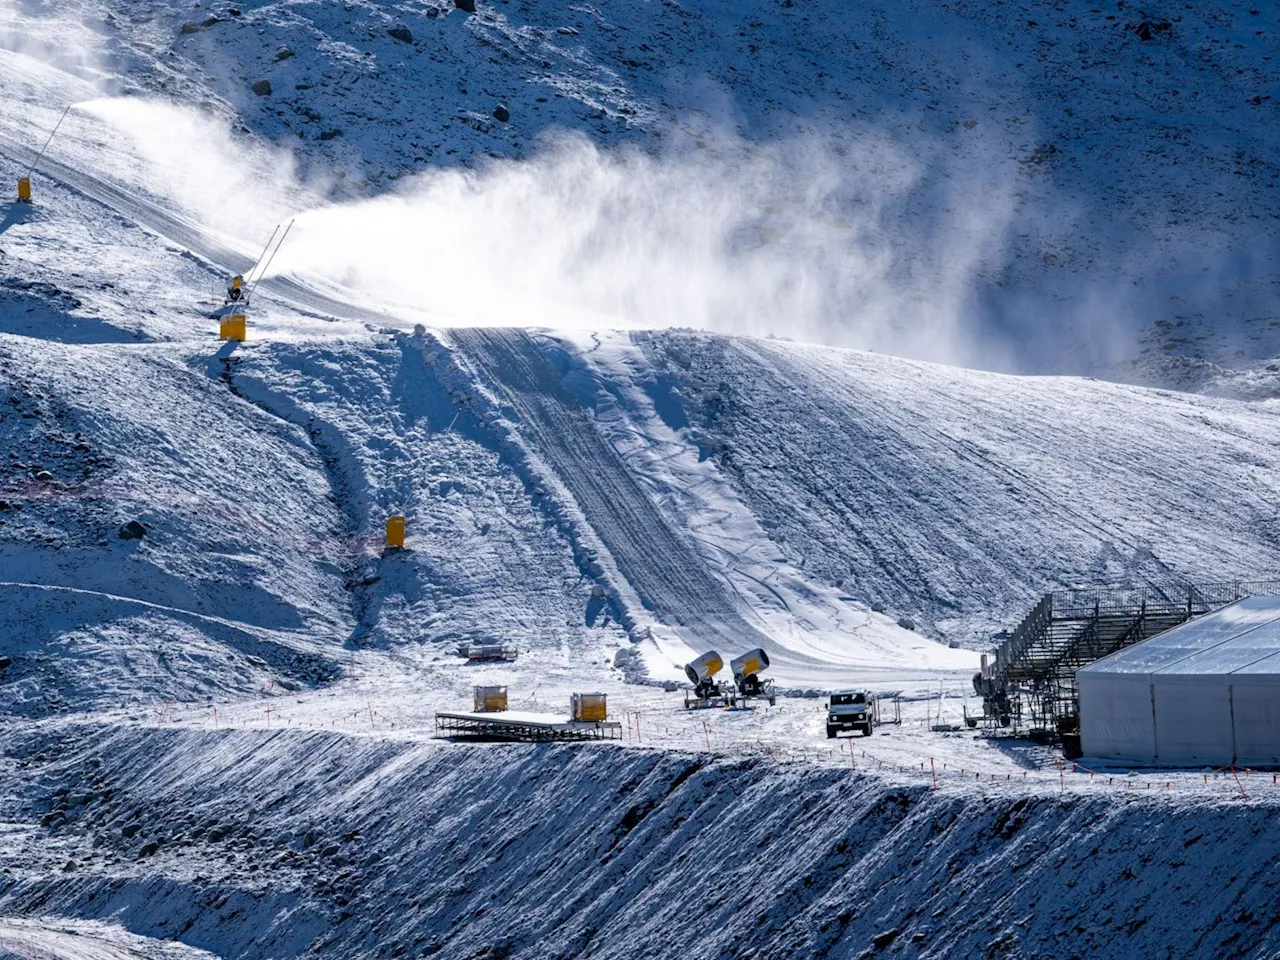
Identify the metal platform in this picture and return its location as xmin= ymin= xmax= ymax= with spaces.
xmin=978 ymin=579 xmax=1280 ymax=739
xmin=434 ymin=711 xmax=622 ymax=742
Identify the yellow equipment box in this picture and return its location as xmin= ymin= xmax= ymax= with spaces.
xmin=474 ymin=685 xmax=508 ymax=712
xmin=219 ymin=314 xmax=247 ymax=342
xmin=572 ymin=692 xmax=608 ymax=722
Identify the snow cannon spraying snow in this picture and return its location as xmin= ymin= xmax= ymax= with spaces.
xmin=683 ymin=651 xmax=736 ymax=709
xmin=731 ymin=648 xmax=776 ymax=705
xmin=19 ymin=105 xmax=71 ymax=206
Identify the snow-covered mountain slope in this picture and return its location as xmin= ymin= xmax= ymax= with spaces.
xmin=6 ymin=726 xmax=1280 ymax=960
xmin=8 ymin=316 xmax=1280 ymax=713
xmin=0 ymin=335 xmax=350 ymax=716
xmin=1 ymin=0 xmax=1276 ymax=376
xmin=621 ymin=330 xmax=1280 ymax=639
xmin=0 ymin=8 xmax=1276 ymax=704
xmin=3 ymin=2 xmax=1280 ymax=956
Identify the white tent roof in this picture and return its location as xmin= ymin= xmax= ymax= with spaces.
xmin=1079 ymin=594 xmax=1280 ymax=678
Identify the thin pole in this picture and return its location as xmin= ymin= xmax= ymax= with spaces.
xmin=26 ymin=105 xmax=72 ymax=178
xmin=246 ymin=219 xmax=294 ymax=305
xmin=244 ymin=224 xmax=280 ymax=285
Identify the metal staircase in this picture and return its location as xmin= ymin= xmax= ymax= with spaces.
xmin=977 ymin=580 xmax=1280 ymax=737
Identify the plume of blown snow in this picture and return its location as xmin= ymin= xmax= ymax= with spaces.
xmin=271 ymin=130 xmax=1019 ymax=367
xmin=25 ymin=76 xmax=1025 ymax=367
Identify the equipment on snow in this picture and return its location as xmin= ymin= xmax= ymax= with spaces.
xmin=827 ymin=690 xmax=877 ymax=738
xmin=731 ymin=647 xmax=776 ymax=705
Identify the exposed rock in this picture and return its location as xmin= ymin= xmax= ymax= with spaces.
xmin=274 ymin=45 xmax=294 ymax=62
xmin=0 ymin=656 xmax=12 ymax=670
xmin=872 ymin=928 xmax=900 ymax=950
xmin=200 ymin=16 xmax=219 ymax=27
xmin=897 ymin=617 xmax=916 ymax=631
xmin=118 ymin=520 xmax=147 ymax=540
xmin=493 ymin=103 xmax=510 ymax=122
xmin=252 ymin=79 xmax=273 ymax=96
xmin=1130 ymin=20 xmax=1172 ymax=41
xmin=455 ymin=0 xmax=476 ymax=12
xmin=179 ymin=22 xmax=200 ymax=35
xmin=387 ymin=25 xmax=413 ymax=43
xmin=319 ymin=128 xmax=343 ymax=141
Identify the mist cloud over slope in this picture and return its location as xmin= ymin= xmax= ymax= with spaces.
xmin=5 ymin=0 xmax=1277 ymax=377
xmin=74 ymin=94 xmax=1026 ymax=368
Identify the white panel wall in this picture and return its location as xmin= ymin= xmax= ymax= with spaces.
xmin=1082 ymin=673 xmax=1280 ymax=766
xmin=1079 ymin=674 xmax=1155 ymax=762
xmin=1151 ymin=676 xmax=1232 ymax=765
xmin=1230 ymin=678 xmax=1280 ymax=766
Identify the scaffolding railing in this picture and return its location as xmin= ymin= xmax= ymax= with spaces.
xmin=982 ymin=579 xmax=1280 ymax=738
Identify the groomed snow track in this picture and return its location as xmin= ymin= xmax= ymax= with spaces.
xmin=453 ymin=328 xmax=774 ymax=653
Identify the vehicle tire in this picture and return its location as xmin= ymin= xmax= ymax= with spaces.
xmin=862 ymin=725 xmax=873 ymax=737
xmin=826 ymin=725 xmax=837 ymax=739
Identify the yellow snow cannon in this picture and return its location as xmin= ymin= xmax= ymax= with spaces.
xmin=731 ymin=648 xmax=775 ymax=705
xmin=683 ymin=650 xmax=735 ymax=708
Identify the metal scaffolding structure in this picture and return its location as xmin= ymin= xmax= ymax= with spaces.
xmin=434 ymin=712 xmax=623 ymax=742
xmin=975 ymin=580 xmax=1280 ymax=741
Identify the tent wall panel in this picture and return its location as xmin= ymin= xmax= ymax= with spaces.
xmin=1230 ymin=679 xmax=1280 ymax=766
xmin=1151 ymin=677 xmax=1232 ymax=766
xmin=1079 ymin=674 xmax=1155 ymax=762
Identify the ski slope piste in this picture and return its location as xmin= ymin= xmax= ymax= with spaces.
xmin=3 ymin=2 xmax=1280 ymax=958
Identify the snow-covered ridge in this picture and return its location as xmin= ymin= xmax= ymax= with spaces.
xmin=4 ymin=725 xmax=1280 ymax=959
xmin=1 ymin=0 xmax=1276 ymax=373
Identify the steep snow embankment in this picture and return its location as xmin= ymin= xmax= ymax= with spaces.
xmin=4 ymin=727 xmax=1280 ymax=959
xmin=0 ymin=337 xmax=351 ymax=716
xmin=622 ymin=330 xmax=1280 ymax=641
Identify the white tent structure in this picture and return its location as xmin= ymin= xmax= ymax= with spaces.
xmin=1079 ymin=595 xmax=1280 ymax=766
